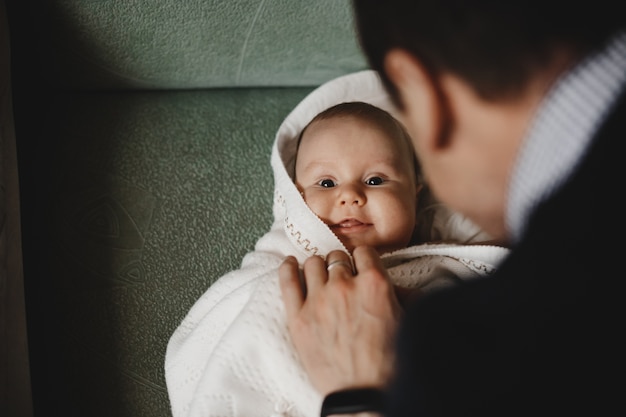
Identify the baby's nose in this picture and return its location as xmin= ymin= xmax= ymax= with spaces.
xmin=339 ymin=184 xmax=366 ymax=206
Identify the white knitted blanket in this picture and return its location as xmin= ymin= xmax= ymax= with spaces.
xmin=164 ymin=71 xmax=511 ymax=417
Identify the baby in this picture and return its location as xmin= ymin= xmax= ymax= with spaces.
xmin=165 ymin=71 xmax=509 ymax=417
xmin=295 ymin=101 xmax=424 ymax=255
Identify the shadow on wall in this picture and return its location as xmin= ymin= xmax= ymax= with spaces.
xmin=16 ymin=86 xmax=313 ymax=417
xmin=7 ymin=1 xmax=361 ymax=416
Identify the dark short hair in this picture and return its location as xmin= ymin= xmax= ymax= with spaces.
xmin=352 ymin=1 xmax=626 ymax=103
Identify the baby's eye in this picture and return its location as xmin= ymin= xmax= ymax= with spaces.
xmin=319 ymin=179 xmax=336 ymax=188
xmin=365 ymin=176 xmax=384 ymax=186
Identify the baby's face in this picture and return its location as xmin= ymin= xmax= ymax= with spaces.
xmin=295 ymin=115 xmax=419 ymax=254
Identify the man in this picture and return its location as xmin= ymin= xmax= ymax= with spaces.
xmin=279 ymin=2 xmax=625 ymax=416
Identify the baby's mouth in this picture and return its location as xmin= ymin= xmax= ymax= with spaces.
xmin=331 ymin=219 xmax=372 ymax=234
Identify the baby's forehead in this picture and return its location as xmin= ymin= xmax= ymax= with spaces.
xmin=305 ymin=115 xmax=411 ymax=155
xmin=299 ymin=118 xmax=414 ymax=166
xmin=303 ymin=114 xmax=400 ymax=141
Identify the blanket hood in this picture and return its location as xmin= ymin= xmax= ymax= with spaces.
xmin=268 ymin=70 xmax=398 ymax=261
xmin=254 ymin=70 xmax=489 ymax=264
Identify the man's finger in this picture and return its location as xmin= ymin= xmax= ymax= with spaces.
xmin=279 ymin=256 xmax=305 ymax=316
xmin=353 ymin=246 xmax=401 ymax=315
xmin=325 ymin=250 xmax=354 ymax=277
xmin=352 ymin=246 xmax=385 ymax=275
xmin=302 ymin=255 xmax=328 ymax=294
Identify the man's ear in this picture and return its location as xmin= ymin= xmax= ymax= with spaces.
xmin=415 ymin=183 xmax=424 ymax=199
xmin=384 ymin=49 xmax=447 ymax=150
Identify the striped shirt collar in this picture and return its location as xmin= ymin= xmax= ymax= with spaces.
xmin=506 ymin=32 xmax=626 ymax=244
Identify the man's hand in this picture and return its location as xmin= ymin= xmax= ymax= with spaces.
xmin=279 ymin=246 xmax=402 ymax=396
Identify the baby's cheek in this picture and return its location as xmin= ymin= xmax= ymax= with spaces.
xmin=303 ymin=194 xmax=328 ymax=219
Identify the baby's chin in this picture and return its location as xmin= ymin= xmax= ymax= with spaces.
xmin=338 ymin=237 xmax=406 ymax=256
xmin=374 ymin=245 xmax=408 ymax=255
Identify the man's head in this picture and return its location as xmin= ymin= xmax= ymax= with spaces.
xmin=295 ymin=102 xmax=423 ymax=254
xmin=351 ymin=1 xmax=625 ymax=241
xmin=353 ymin=1 xmax=623 ymax=104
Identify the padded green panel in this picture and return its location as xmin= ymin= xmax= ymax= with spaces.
xmin=35 ymin=0 xmax=367 ymax=89
xmin=24 ymin=87 xmax=312 ymax=417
